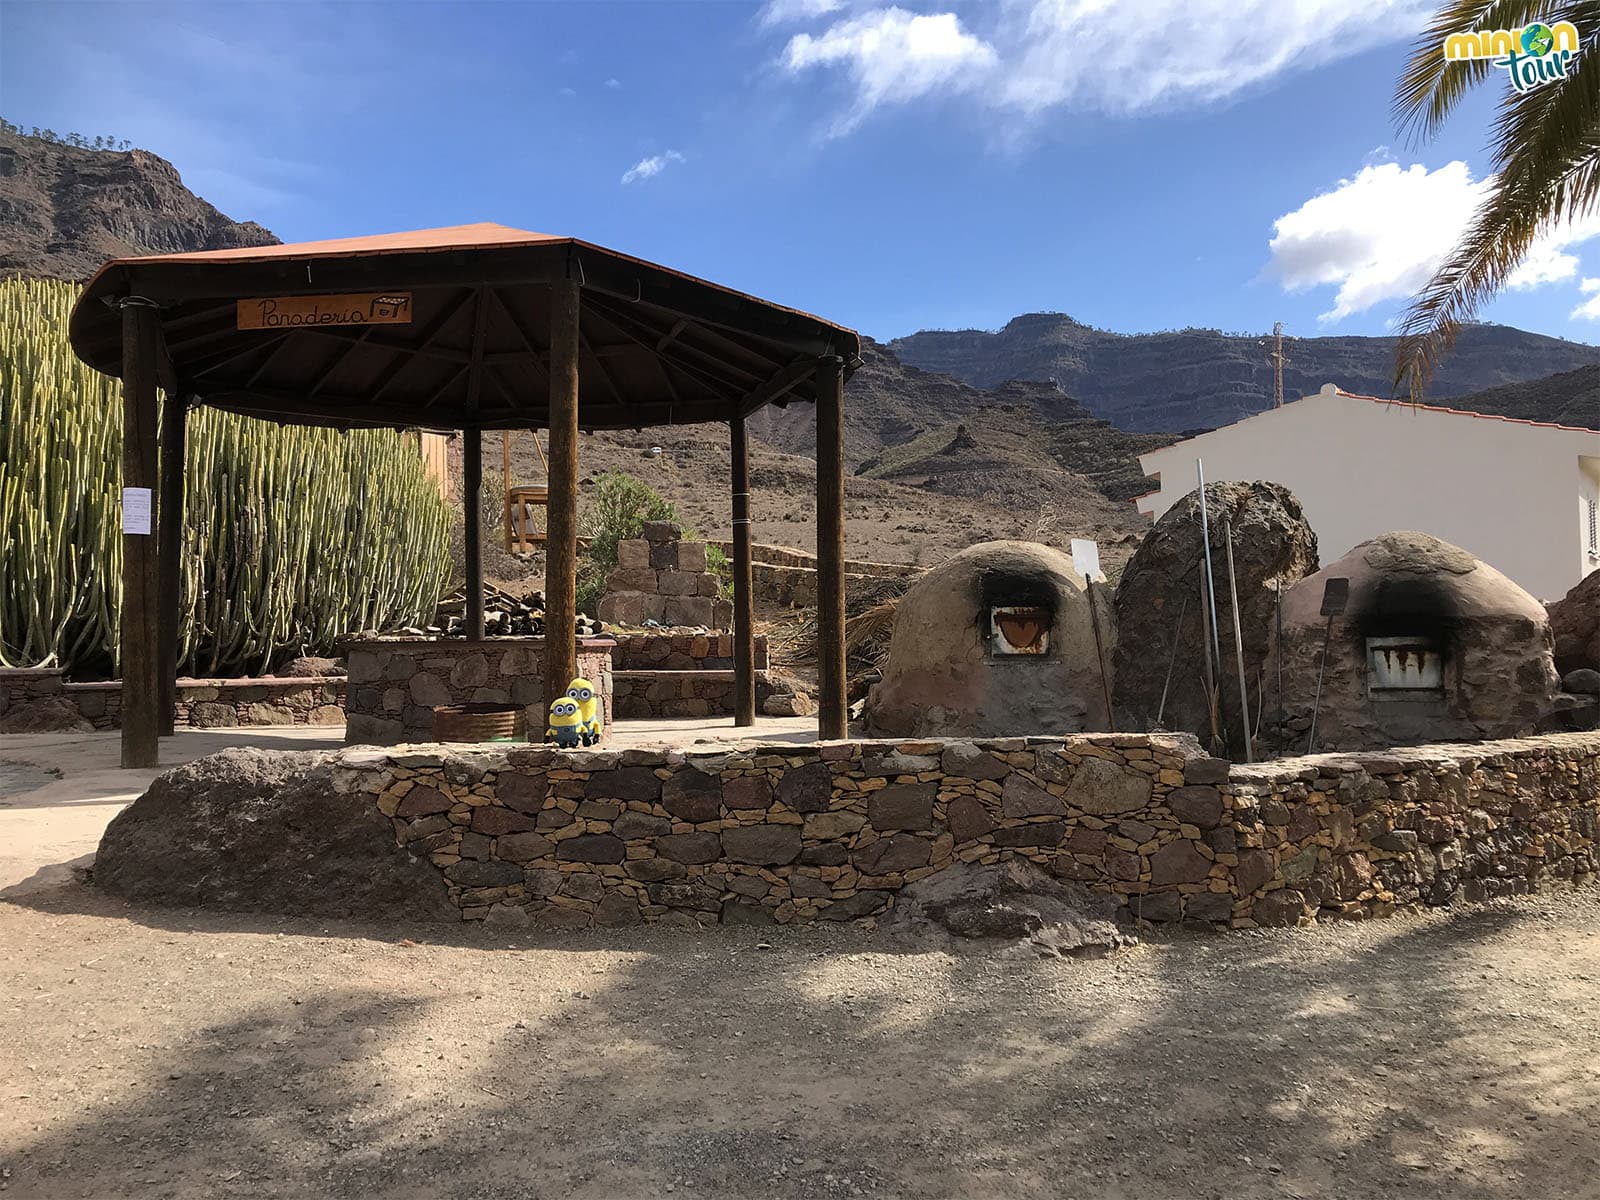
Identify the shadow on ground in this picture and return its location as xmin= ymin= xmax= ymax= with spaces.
xmin=5 ymin=876 xmax=1599 ymax=1199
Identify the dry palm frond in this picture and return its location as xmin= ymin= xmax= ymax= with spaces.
xmin=845 ymin=597 xmax=900 ymax=669
xmin=1391 ymin=2 xmax=1600 ymax=397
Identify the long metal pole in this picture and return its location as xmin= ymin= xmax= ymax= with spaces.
xmin=1198 ymin=561 xmax=1219 ymax=751
xmin=1195 ymin=460 xmax=1223 ymax=677
xmin=1223 ymin=519 xmax=1253 ymax=763
xmin=1085 ymin=580 xmax=1116 ymax=731
xmin=1195 ymin=460 xmax=1224 ymax=752
xmin=1154 ymin=590 xmax=1190 ymax=729
xmin=1307 ymin=617 xmax=1334 ymax=755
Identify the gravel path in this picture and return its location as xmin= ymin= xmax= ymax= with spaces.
xmin=3 ymin=881 xmax=1598 ymax=1199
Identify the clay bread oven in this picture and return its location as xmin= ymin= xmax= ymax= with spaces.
xmin=865 ymin=540 xmax=1113 ymax=737
xmin=1266 ymin=531 xmax=1559 ymax=750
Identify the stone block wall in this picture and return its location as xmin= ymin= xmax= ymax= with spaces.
xmin=610 ymin=631 xmax=769 ymax=671
xmin=0 ymin=667 xmax=345 ymax=730
xmin=612 ymin=670 xmax=778 ymax=719
xmin=1225 ymin=736 xmax=1598 ymax=924
xmin=343 ymin=638 xmax=616 ymax=745
xmin=709 ymin=541 xmax=923 ymax=610
xmin=597 ymin=522 xmax=733 ymax=629
xmin=330 ymin=730 xmax=1600 ymax=928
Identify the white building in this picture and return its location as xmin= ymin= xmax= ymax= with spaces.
xmin=1135 ymin=384 xmax=1600 ymax=601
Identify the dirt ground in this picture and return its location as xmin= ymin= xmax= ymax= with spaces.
xmin=4 ymin=859 xmax=1599 ymax=1198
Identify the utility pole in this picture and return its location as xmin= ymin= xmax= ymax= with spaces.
xmin=1267 ymin=321 xmax=1290 ymax=408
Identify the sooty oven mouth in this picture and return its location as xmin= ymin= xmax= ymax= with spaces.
xmin=977 ymin=568 xmax=1057 ymax=658
xmin=1353 ymin=576 xmax=1458 ymax=703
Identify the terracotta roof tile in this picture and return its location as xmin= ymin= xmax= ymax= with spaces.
xmin=1333 ymin=387 xmax=1600 ymax=436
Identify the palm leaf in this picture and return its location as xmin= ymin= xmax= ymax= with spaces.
xmin=1393 ymin=4 xmax=1600 ymax=396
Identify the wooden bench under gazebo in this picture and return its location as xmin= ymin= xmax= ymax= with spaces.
xmin=67 ymin=222 xmax=860 ymax=767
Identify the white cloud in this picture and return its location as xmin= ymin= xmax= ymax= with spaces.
xmin=994 ymin=0 xmax=1433 ymax=115
xmin=1571 ymin=277 xmax=1600 ymax=320
xmin=621 ymin=150 xmax=685 ymax=185
xmin=771 ymin=0 xmax=1433 ymax=130
xmin=1266 ymin=160 xmax=1600 ymax=322
xmin=782 ymin=8 xmax=997 ymax=132
xmin=759 ymin=0 xmax=845 ymax=27
xmin=605 ymin=77 xmax=622 ymax=89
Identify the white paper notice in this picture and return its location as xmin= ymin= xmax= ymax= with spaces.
xmin=122 ymin=487 xmax=152 ymax=535
xmin=1070 ymin=537 xmax=1103 ymax=582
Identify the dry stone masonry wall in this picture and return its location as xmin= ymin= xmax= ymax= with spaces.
xmin=329 ymin=730 xmax=1599 ymax=928
xmin=343 ymin=638 xmax=615 ymax=745
xmin=0 ymin=667 xmax=344 ymax=731
xmin=598 ymin=522 xmax=732 ymax=629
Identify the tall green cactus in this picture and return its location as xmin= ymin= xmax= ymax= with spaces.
xmin=0 ymin=277 xmax=453 ymax=677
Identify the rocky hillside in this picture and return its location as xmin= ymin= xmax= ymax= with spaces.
xmin=890 ymin=312 xmax=1600 ymax=432
xmin=1443 ymin=363 xmax=1600 ymax=429
xmin=0 ymin=127 xmax=277 ymax=279
xmin=750 ymin=338 xmax=1168 ymax=500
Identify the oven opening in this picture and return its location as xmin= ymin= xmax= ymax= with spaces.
xmin=1366 ymin=636 xmax=1445 ymax=701
xmin=977 ymin=568 xmax=1059 ymax=659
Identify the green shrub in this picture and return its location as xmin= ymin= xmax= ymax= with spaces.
xmin=0 ymin=277 xmax=454 ymax=676
xmin=580 ymin=471 xmax=675 ymax=571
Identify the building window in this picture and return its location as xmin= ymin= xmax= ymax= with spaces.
xmin=1589 ymin=496 xmax=1599 ymax=558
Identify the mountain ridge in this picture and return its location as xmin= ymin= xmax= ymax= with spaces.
xmin=0 ymin=126 xmax=279 ymax=280
xmin=889 ymin=311 xmax=1600 ymax=432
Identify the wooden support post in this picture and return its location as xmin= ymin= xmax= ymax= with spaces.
xmin=463 ymin=290 xmax=489 ymax=641
xmin=119 ymin=300 xmax=161 ymax=768
xmin=815 ymin=356 xmax=847 ymax=740
xmin=157 ymin=391 xmax=187 ymax=736
xmin=502 ymin=430 xmax=513 ymax=554
xmin=730 ymin=409 xmax=755 ymax=726
xmin=463 ymin=428 xmax=484 ymax=640
xmin=544 ymin=276 xmax=581 ymax=717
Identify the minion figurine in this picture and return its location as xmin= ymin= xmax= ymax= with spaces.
xmin=566 ymin=677 xmax=603 ymax=746
xmin=546 ymin=697 xmax=584 ymax=748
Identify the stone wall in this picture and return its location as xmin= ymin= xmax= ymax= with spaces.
xmin=343 ymin=638 xmax=616 ymax=745
xmin=610 ymin=631 xmax=769 ymax=671
xmin=598 ymin=522 xmax=732 ymax=629
xmin=612 ymin=670 xmax=779 ymax=719
xmin=328 ymin=730 xmax=1600 ymax=928
xmin=709 ymin=541 xmax=923 ymax=610
xmin=0 ymin=667 xmax=345 ymax=731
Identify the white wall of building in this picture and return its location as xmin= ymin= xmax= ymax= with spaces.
xmin=1136 ymin=385 xmax=1600 ymax=601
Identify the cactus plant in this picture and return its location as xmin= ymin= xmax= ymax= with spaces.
xmin=0 ymin=277 xmax=453 ymax=677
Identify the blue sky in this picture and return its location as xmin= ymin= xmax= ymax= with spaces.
xmin=4 ymin=0 xmax=1598 ymax=346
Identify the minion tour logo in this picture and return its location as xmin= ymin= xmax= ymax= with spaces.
xmin=1444 ymin=20 xmax=1581 ymax=92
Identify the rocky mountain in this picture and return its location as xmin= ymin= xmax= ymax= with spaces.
xmin=1444 ymin=363 xmax=1600 ymax=429
xmin=750 ymin=338 xmax=1168 ymax=501
xmin=0 ymin=127 xmax=278 ymax=280
xmin=890 ymin=312 xmax=1600 ymax=432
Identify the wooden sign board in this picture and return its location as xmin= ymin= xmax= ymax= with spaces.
xmin=237 ymin=292 xmax=412 ymax=330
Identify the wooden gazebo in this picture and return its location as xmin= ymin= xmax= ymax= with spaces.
xmin=67 ymin=223 xmax=860 ymax=767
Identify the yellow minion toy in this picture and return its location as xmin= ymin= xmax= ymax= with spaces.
xmin=566 ymin=677 xmax=602 ymax=745
xmin=546 ymin=697 xmax=584 ymax=748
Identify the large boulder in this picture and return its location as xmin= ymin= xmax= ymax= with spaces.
xmin=881 ymin=859 xmax=1135 ymax=957
xmin=865 ymin=540 xmax=1114 ymax=737
xmin=1548 ymin=569 xmax=1600 ymax=676
xmin=1114 ymin=481 xmax=1317 ymax=757
xmin=0 ymin=696 xmax=93 ymax=733
xmin=94 ymin=748 xmax=454 ymax=920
